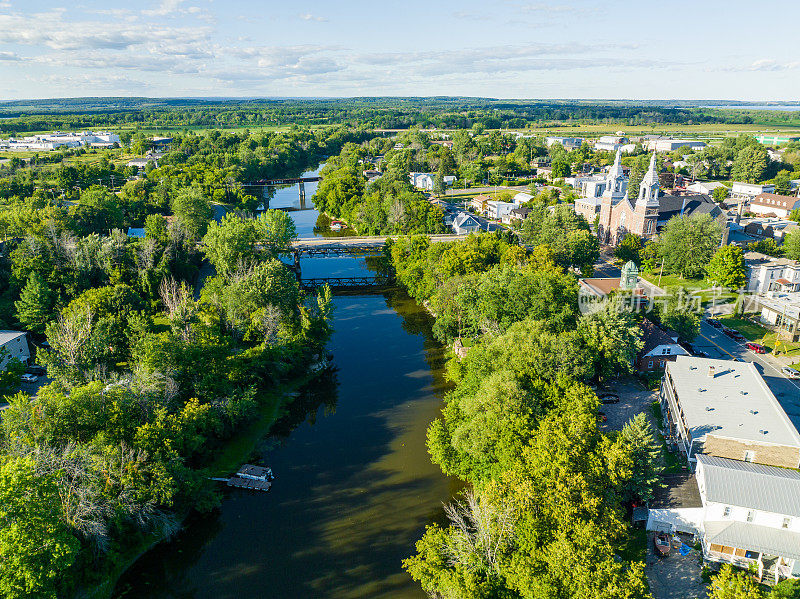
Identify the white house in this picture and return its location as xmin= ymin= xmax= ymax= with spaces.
xmin=0 ymin=331 xmax=30 ymax=370
xmin=749 ymin=193 xmax=800 ymax=219
xmin=745 ymin=251 xmax=800 ymax=294
xmin=486 ymin=200 xmax=515 ymax=220
xmin=731 ymin=182 xmax=776 ymax=202
xmin=687 ymin=181 xmax=728 ymax=196
xmin=696 ymin=454 xmax=800 ymax=583
xmin=512 ymin=192 xmax=534 ymax=204
xmin=756 ymin=291 xmax=800 ymax=342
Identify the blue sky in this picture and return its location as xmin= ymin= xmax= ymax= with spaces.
xmin=0 ymin=0 xmax=799 ymax=100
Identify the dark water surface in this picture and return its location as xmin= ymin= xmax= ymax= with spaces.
xmin=113 ymin=168 xmax=455 ymax=598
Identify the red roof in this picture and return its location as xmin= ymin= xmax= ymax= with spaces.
xmin=776 ymin=278 xmax=792 ymax=285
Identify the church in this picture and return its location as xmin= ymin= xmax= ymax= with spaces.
xmin=593 ymin=150 xmax=724 ymax=246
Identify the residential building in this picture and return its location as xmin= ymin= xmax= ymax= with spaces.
xmin=756 ymin=291 xmax=800 ymax=342
xmin=742 ymin=219 xmax=799 ymax=245
xmin=512 ymin=192 xmax=534 ymax=204
xmin=696 ymin=454 xmax=800 ymax=583
xmin=750 ymin=193 xmax=800 ymax=218
xmin=506 ymin=206 xmax=532 ymax=223
xmin=486 ymin=200 xmax=515 ymax=220
xmin=731 ymin=182 xmax=776 ymax=202
xmin=645 ymin=139 xmax=707 ymax=153
xmin=574 ymin=195 xmax=603 ymax=221
xmin=409 ymin=172 xmax=456 ymax=191
xmin=594 ymin=135 xmax=629 ymax=152
xmin=745 ymin=251 xmax=800 ymax=294
xmin=452 ymin=212 xmax=485 ymax=235
xmin=637 ymin=319 xmax=688 ymax=371
xmin=687 ymin=181 xmax=728 ymax=196
xmin=470 ymin=194 xmax=490 ymax=215
xmin=659 ymin=356 xmax=800 ymax=467
xmin=0 ymin=331 xmax=30 ymax=370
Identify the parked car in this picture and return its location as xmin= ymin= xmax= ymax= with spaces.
xmin=746 ymin=342 xmax=766 ymax=354
xmin=25 ymin=365 xmax=45 ymax=376
xmin=688 ymin=344 xmax=709 ymax=358
xmin=599 ymin=394 xmax=620 ymax=404
xmin=20 ymin=374 xmax=39 ymax=383
xmin=782 ymin=367 xmax=800 ymax=380
xmin=706 ymin=318 xmax=722 ymax=329
xmin=724 ymin=328 xmax=746 ymax=342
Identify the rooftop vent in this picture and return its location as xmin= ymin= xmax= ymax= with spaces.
xmin=706 ymin=406 xmax=715 ymax=411
xmin=708 ymin=366 xmax=716 ymax=377
xmin=750 ymin=410 xmax=759 ymax=415
xmin=740 ymin=391 xmax=748 ymax=395
xmin=698 ymin=387 xmax=707 ymax=393
xmin=759 ymin=429 xmax=769 ymax=435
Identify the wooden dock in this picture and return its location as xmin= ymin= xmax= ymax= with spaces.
xmin=226 ymin=476 xmax=272 ymax=491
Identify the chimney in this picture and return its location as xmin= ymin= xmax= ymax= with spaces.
xmin=708 ymin=365 xmax=716 ymax=378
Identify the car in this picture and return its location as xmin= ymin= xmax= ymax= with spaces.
xmin=599 ymin=394 xmax=620 ymax=404
xmin=706 ymin=318 xmax=723 ymax=329
xmin=782 ymin=367 xmax=800 ymax=380
xmin=20 ymin=374 xmax=39 ymax=383
xmin=688 ymin=344 xmax=709 ymax=358
xmin=745 ymin=342 xmax=766 ymax=354
xmin=724 ymin=328 xmax=746 ymax=342
xmin=25 ymin=365 xmax=46 ymax=376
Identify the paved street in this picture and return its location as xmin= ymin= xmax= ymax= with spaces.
xmin=692 ymin=321 xmax=800 ymax=430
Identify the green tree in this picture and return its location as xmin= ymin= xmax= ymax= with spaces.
xmin=771 ymin=579 xmax=800 ymax=599
xmin=0 ymin=455 xmax=80 ymax=599
xmin=659 ymin=214 xmax=722 ymax=278
xmin=577 ymin=304 xmax=644 ymax=381
xmin=712 ymin=186 xmax=729 ymax=203
xmin=615 ymin=233 xmax=643 ymax=266
xmin=731 ymin=145 xmax=769 ymax=183
xmin=658 ymin=289 xmax=701 ymax=342
xmin=788 ymin=208 xmax=800 ymax=224
xmin=15 ymin=273 xmax=55 ymax=334
xmin=551 ymin=157 xmax=571 ymax=179
xmin=708 ymin=565 xmax=766 ymax=599
xmin=784 ymin=230 xmax=800 ymax=260
xmin=144 ymin=213 xmax=168 ymax=242
xmin=0 ymin=349 xmax=25 ymax=397
xmin=172 ymin=186 xmax=213 ymax=241
xmin=432 ymin=173 xmax=445 ymax=197
xmin=568 ymin=229 xmax=600 ymax=276
xmin=748 ymin=238 xmax=783 ymax=257
xmin=616 ymin=413 xmax=662 ymax=502
xmin=707 ymin=245 xmax=746 ymax=289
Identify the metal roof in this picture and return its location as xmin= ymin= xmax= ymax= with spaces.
xmin=698 ymin=454 xmax=800 ymax=517
xmin=705 ymin=520 xmax=800 ymax=560
xmin=666 ymin=356 xmax=800 ymax=449
xmin=0 ymin=331 xmax=26 ymax=346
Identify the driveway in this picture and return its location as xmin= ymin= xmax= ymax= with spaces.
xmin=599 ymin=378 xmax=657 ymax=431
xmin=693 ymin=321 xmax=800 ymax=432
xmin=646 ymin=533 xmax=708 ymax=599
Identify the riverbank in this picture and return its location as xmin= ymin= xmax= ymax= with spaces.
xmin=77 ymin=364 xmax=332 ymax=599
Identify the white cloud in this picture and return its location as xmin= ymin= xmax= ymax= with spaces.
xmin=0 ymin=51 xmax=21 ymax=61
xmin=299 ymin=13 xmax=327 ymax=22
xmin=748 ymin=59 xmax=800 ymax=71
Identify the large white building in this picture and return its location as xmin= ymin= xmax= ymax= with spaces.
xmin=0 ymin=131 xmax=120 ymax=151
xmin=731 ymin=182 xmax=776 ymax=202
xmin=749 ymin=193 xmax=800 ymax=219
xmin=745 ymin=251 xmax=800 ymax=294
xmin=594 ymin=135 xmax=629 ymax=152
xmin=645 ymin=139 xmax=707 ymax=153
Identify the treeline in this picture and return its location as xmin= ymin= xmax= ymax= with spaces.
xmin=313 ymin=141 xmax=447 ymax=235
xmin=386 ymin=233 xmax=660 ymax=598
xmin=3 ymin=98 xmax=795 ymax=136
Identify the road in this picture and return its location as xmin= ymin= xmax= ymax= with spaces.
xmin=692 ymin=320 xmax=800 ymax=430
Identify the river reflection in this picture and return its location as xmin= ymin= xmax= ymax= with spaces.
xmin=113 ymin=292 xmax=457 ymax=599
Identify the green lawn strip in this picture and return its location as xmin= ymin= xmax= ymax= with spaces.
xmin=717 ymin=315 xmax=770 ymax=342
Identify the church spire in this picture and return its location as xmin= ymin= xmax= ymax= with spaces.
xmin=608 ymin=148 xmax=623 ymax=180
xmin=637 ymin=152 xmax=660 ymax=206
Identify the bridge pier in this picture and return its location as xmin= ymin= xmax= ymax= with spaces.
xmin=299 ymin=181 xmax=306 ymax=210
xmin=292 ymin=251 xmax=301 ymax=281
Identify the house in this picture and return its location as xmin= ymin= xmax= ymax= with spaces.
xmin=471 ymin=194 xmax=490 ymax=215
xmin=545 ymin=136 xmax=584 ymax=150
xmin=0 ymin=331 xmax=30 ymax=370
xmin=645 ymin=139 xmax=707 ymax=153
xmin=409 ymin=172 xmax=456 ymax=191
xmin=512 ymin=192 xmax=534 ymax=204
xmin=695 ymin=454 xmax=800 ymax=583
xmin=452 ymin=212 xmax=485 ymax=235
xmin=486 ymin=201 xmax=515 ymax=221
xmin=742 ymin=219 xmax=798 ymax=244
xmin=637 ymin=319 xmax=688 ymax=371
xmin=750 ymin=193 xmax=800 ymax=218
xmin=731 ymin=182 xmax=776 ymax=202
xmin=745 ymin=251 xmax=800 ymax=293
xmin=687 ymin=181 xmax=728 ymax=196
xmin=659 ymin=356 xmax=800 ymax=467
xmin=756 ymin=291 xmax=800 ymax=342
xmin=506 ymin=206 xmax=532 ymax=223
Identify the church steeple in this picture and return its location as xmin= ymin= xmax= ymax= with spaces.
xmin=637 ymin=152 xmax=660 ymax=207
xmin=602 ymin=148 xmax=627 ymax=202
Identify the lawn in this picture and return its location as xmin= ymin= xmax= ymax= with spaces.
xmin=716 ymin=315 xmax=800 ymax=357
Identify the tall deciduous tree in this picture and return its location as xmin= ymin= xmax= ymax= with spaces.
xmin=615 ymin=233 xmax=643 ymax=266
xmin=15 ymin=272 xmax=55 ymax=334
xmin=784 ymin=230 xmax=800 ymax=260
xmin=658 ymin=214 xmax=722 ymax=278
xmin=707 ymin=245 xmax=746 ymax=289
xmin=731 ymin=145 xmax=769 ymax=184
xmin=708 ymin=565 xmax=766 ymax=599
xmin=172 ymin=186 xmax=213 ymax=241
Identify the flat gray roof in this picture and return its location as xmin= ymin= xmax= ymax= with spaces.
xmin=666 ymin=356 xmax=800 ymax=449
xmin=697 ymin=454 xmax=800 ymax=517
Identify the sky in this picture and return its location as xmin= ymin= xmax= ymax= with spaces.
xmin=0 ymin=0 xmax=799 ymax=101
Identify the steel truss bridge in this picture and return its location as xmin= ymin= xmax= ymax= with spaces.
xmin=300 ymin=276 xmax=395 ymax=292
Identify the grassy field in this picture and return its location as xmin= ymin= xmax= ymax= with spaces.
xmin=717 ymin=314 xmax=800 ymax=357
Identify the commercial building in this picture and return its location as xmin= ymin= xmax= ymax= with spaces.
xmin=750 ymin=193 xmax=800 ymax=219
xmin=659 ymin=356 xmax=800 ymax=468
xmin=594 ymin=135 xmax=629 ymax=152
xmin=745 ymin=252 xmax=800 ymax=294
xmin=731 ymin=182 xmax=776 ymax=202
xmin=756 ymin=134 xmax=800 ymax=146
xmin=545 ymin=136 xmax=584 ymax=150
xmin=756 ymin=291 xmax=800 ymax=342
xmin=645 ymin=139 xmax=707 ymax=153
xmin=0 ymin=131 xmax=120 ymax=151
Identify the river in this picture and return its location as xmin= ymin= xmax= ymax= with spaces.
xmin=113 ymin=167 xmax=455 ymax=598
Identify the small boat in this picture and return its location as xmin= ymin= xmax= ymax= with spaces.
xmin=330 ymin=221 xmax=344 ymax=231
xmin=654 ymin=533 xmax=671 ymax=557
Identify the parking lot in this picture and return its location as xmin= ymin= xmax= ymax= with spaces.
xmin=598 ymin=378 xmax=658 ymax=431
xmin=645 ymin=533 xmax=708 ymax=599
